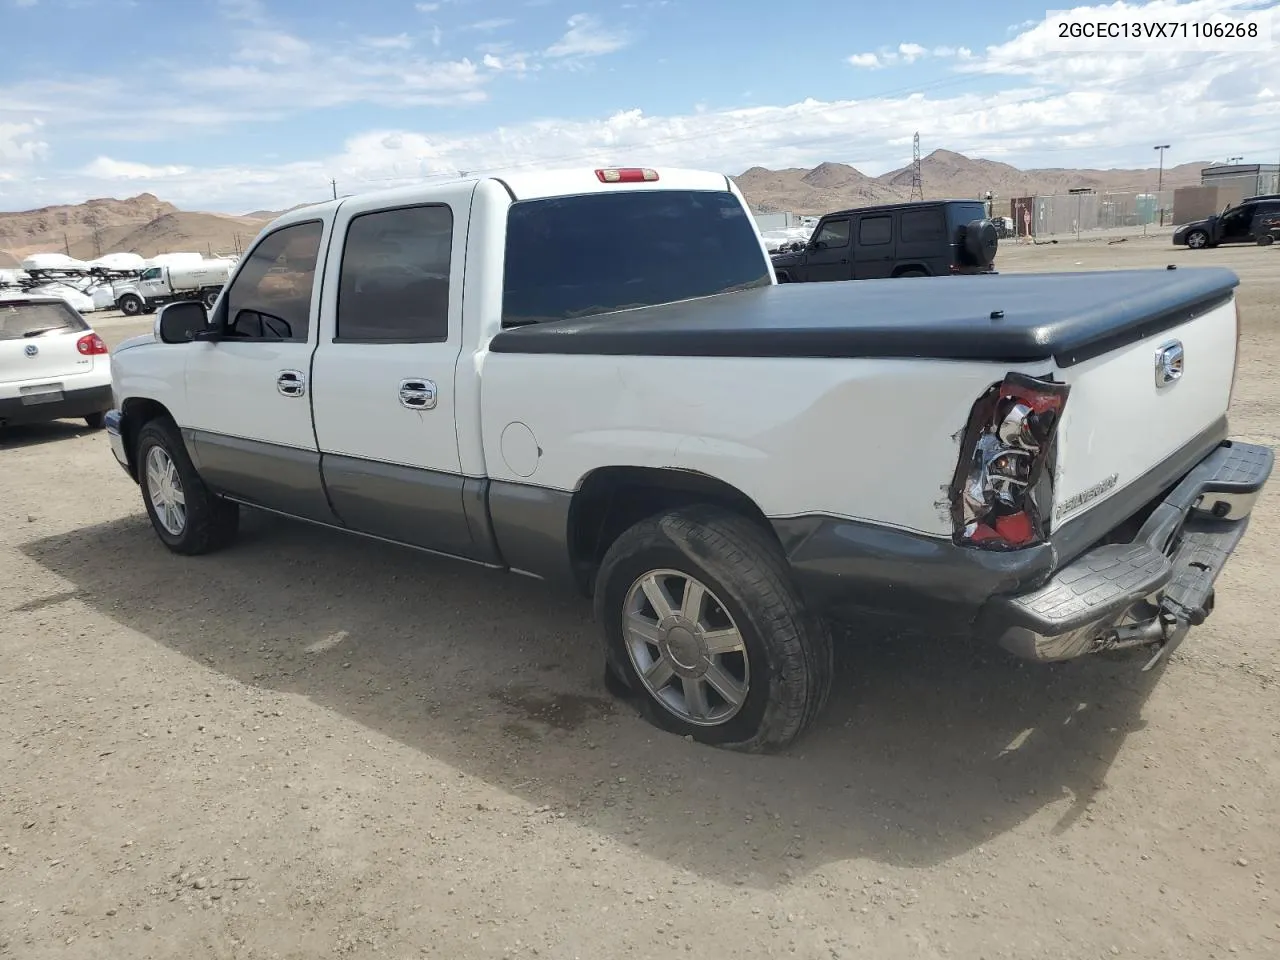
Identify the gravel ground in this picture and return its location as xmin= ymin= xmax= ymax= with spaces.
xmin=2 ymin=237 xmax=1278 ymax=960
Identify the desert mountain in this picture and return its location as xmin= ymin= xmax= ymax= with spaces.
xmin=734 ymin=148 xmax=1208 ymax=214
xmin=0 ymin=150 xmax=1214 ymax=262
xmin=0 ymin=194 xmax=270 ymax=262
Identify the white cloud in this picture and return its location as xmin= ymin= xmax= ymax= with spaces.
xmin=0 ymin=121 xmax=47 ymax=164
xmin=544 ymin=13 xmax=630 ymax=59
xmin=849 ymin=41 xmax=967 ymax=68
xmin=415 ymin=1 xmax=440 ymax=9
xmin=14 ymin=0 xmax=40 ymax=7
xmin=361 ymin=33 xmax=414 ymax=50
xmin=466 ymin=17 xmax=515 ymax=31
xmin=4 ymin=0 xmax=1278 ymax=212
xmin=80 ymin=157 xmax=189 ymax=179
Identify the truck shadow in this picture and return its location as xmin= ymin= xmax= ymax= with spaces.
xmin=0 ymin=420 xmax=103 ymax=450
xmin=23 ymin=510 xmax=1164 ymax=887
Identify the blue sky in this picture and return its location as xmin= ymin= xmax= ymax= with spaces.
xmin=1 ymin=0 xmax=1278 ymax=211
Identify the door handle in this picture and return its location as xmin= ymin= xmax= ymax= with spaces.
xmin=276 ymin=369 xmax=306 ymax=398
xmin=399 ymin=378 xmax=437 ymax=410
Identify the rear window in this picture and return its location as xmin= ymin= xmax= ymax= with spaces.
xmin=501 ymin=189 xmax=771 ymax=327
xmin=945 ymin=202 xmax=990 ymax=235
xmin=0 ymin=301 xmax=86 ymax=341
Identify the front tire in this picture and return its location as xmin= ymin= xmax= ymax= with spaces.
xmin=135 ymin=417 xmax=239 ymax=555
xmin=594 ymin=505 xmax=833 ymax=753
xmin=118 ymin=294 xmax=143 ymax=316
xmin=1186 ymin=230 xmax=1209 ymax=249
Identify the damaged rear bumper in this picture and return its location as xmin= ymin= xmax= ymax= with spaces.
xmin=978 ymin=440 xmax=1273 ymax=664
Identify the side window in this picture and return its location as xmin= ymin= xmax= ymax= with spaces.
xmin=336 ymin=204 xmax=453 ymax=343
xmin=813 ymin=218 xmax=850 ymax=248
xmin=140 ymin=267 xmax=162 ymax=282
xmin=900 ymin=209 xmax=945 ymax=243
xmin=223 ymin=220 xmax=324 ymax=342
xmin=858 ymin=215 xmax=893 ymax=246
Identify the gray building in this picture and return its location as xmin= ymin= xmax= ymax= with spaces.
xmin=1200 ymin=163 xmax=1280 ymax=197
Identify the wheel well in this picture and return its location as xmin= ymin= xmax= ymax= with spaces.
xmin=119 ymin=397 xmax=173 ymax=480
xmin=567 ymin=466 xmax=777 ymax=595
xmin=891 ymin=265 xmax=928 ymax=277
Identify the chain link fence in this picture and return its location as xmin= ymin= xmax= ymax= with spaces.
xmin=1006 ymin=190 xmax=1176 ymax=241
xmin=1004 ymin=170 xmax=1280 ymax=241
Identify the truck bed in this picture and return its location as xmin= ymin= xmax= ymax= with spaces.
xmin=489 ymin=267 xmax=1238 ymax=366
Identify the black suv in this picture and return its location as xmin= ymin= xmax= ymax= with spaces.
xmin=770 ymin=199 xmax=999 ymax=283
xmin=1174 ymin=195 xmax=1280 ymax=249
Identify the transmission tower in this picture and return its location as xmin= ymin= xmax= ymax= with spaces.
xmin=909 ymin=132 xmax=924 ymax=201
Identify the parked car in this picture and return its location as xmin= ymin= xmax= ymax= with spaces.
xmin=104 ymin=166 xmax=1272 ymax=752
xmin=0 ymin=296 xmax=111 ymax=430
xmin=1173 ymin=196 xmax=1280 ymax=249
xmin=769 ymin=199 xmax=999 ymax=283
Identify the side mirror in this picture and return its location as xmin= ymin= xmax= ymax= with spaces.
xmin=807 ymin=239 xmax=822 ymax=251
xmin=156 ymin=301 xmax=212 ymax=344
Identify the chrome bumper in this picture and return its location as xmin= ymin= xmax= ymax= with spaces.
xmin=104 ymin=409 xmax=131 ymax=477
xmin=978 ymin=441 xmax=1274 ymax=665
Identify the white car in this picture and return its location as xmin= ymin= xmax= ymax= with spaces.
xmin=0 ymin=296 xmax=112 ymax=430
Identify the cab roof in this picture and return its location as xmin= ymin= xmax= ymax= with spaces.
xmin=267 ymin=166 xmax=737 ymax=229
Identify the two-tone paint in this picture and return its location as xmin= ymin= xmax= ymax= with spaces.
xmin=108 ymin=167 xmax=1256 ymax=647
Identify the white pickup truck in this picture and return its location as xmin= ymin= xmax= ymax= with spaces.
xmin=104 ymin=166 xmax=1273 ymax=752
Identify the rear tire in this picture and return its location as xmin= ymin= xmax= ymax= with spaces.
xmin=896 ymin=268 xmax=928 ymax=278
xmin=593 ymin=505 xmax=833 ymax=753
xmin=118 ymin=294 xmax=143 ymax=316
xmin=135 ymin=416 xmax=239 ymax=555
xmin=84 ymin=411 xmax=106 ymax=430
xmin=202 ymin=289 xmax=220 ymax=308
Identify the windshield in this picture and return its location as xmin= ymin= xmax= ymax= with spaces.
xmin=501 ymin=189 xmax=771 ymax=327
xmin=0 ymin=301 xmax=86 ymax=341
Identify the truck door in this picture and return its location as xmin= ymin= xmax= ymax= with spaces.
xmin=310 ymin=183 xmax=486 ymax=561
xmin=139 ymin=266 xmax=168 ymax=301
xmin=852 ymin=212 xmax=896 ymax=278
xmin=803 ymin=218 xmax=854 ymax=281
xmin=181 ymin=217 xmax=336 ymax=522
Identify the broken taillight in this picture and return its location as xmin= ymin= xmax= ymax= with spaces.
xmin=951 ymin=372 xmax=1070 ymax=550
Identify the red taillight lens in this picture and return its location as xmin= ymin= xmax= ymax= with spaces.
xmin=595 ymin=167 xmax=659 ymax=183
xmin=76 ymin=333 xmax=109 ymax=355
xmin=950 ymin=372 xmax=1070 ymax=550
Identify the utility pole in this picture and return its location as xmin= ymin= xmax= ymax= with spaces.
xmin=910 ymin=132 xmax=924 ymax=201
xmin=330 ymin=178 xmax=338 ymax=200
xmin=1153 ymin=144 xmax=1171 ymax=226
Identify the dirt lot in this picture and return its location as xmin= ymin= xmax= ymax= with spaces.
xmin=3 ymin=237 xmax=1279 ymax=960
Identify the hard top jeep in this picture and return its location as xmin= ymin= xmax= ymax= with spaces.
xmin=770 ymin=198 xmax=999 ymax=283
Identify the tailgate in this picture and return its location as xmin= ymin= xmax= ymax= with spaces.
xmin=1049 ymin=295 xmax=1237 ymax=530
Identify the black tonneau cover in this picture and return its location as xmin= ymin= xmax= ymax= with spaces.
xmin=488 ymin=268 xmax=1238 ymax=367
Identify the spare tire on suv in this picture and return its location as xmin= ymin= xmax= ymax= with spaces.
xmin=959 ymin=218 xmax=999 ymax=268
